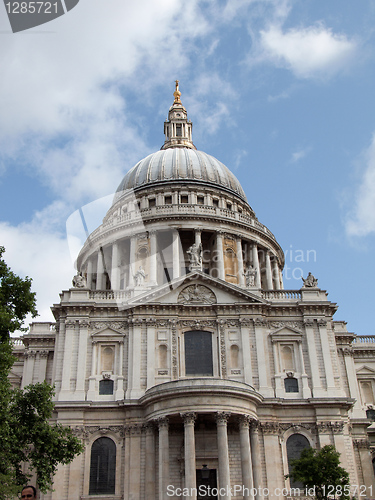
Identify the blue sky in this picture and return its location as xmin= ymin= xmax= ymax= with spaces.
xmin=1 ymin=0 xmax=375 ymax=335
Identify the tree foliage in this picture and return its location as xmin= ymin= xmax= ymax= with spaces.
xmin=0 ymin=246 xmax=38 ymax=343
xmin=286 ymin=445 xmax=350 ymax=500
xmin=0 ymin=247 xmax=84 ymax=498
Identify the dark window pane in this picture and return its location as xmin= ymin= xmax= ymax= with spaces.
xmin=99 ymin=379 xmax=114 ymax=395
xmin=185 ymin=331 xmax=213 ymax=376
xmin=89 ymin=437 xmax=116 ymax=494
xmin=176 ymin=124 xmax=182 ymax=136
xmin=284 ymin=377 xmax=299 ymax=393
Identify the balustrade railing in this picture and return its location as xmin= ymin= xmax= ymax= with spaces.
xmin=262 ymin=290 xmax=302 ymax=300
xmin=352 ymin=336 xmax=375 ymax=344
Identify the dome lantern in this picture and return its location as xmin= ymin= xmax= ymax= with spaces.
xmin=161 ymin=80 xmax=196 ymax=150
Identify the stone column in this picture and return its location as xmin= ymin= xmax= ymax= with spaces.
xmin=342 ymin=347 xmax=362 ymax=415
xmin=149 ymin=231 xmax=157 ymax=285
xmin=96 ymin=250 xmax=104 ymax=290
xmin=181 ymin=412 xmax=197 ymax=499
xmin=146 ymin=320 xmax=156 ymax=389
xmin=173 ymin=230 xmax=181 ymax=279
xmin=216 ymin=231 xmax=225 ymax=280
xmin=252 ymin=245 xmax=261 ymax=288
xmin=279 ymin=268 xmax=284 ymax=289
xmin=356 ymin=440 xmax=375 ymax=491
xmin=22 ymin=350 xmax=36 ymax=387
xmin=126 ymin=319 xmax=142 ymax=399
xmin=129 ymin=425 xmax=142 ymax=499
xmin=59 ymin=320 xmax=75 ymax=398
xmin=74 ymin=319 xmax=88 ymax=400
xmin=240 ymin=319 xmax=253 ymax=385
xmin=237 ymin=237 xmax=245 ymax=286
xmin=158 ymin=417 xmax=170 ymax=500
xmin=317 ymin=319 xmax=335 ymax=395
xmin=128 ymin=236 xmax=136 ymax=288
xmin=239 ymin=415 xmax=254 ymax=499
xmin=254 ymin=318 xmax=273 ymax=397
xmin=265 ymin=252 xmax=273 ymax=290
xmin=111 ymin=241 xmax=120 ymax=290
xmin=195 ymin=229 xmax=202 ymax=247
xmin=145 ymin=424 xmax=156 ymax=499
xmin=298 ymin=340 xmax=311 ymax=398
xmin=262 ymin=423 xmax=282 ymax=495
xmin=250 ymin=421 xmax=262 ymax=500
xmin=272 ymin=259 xmax=280 ymax=290
xmin=216 ymin=412 xmax=231 ymax=500
xmin=37 ymin=351 xmax=48 ymax=383
xmin=115 ymin=339 xmax=124 ymax=400
xmin=304 ymin=318 xmax=323 ymax=397
xmin=86 ymin=258 xmax=93 ymax=289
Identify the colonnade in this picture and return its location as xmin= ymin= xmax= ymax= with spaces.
xmin=147 ymin=412 xmax=262 ymax=500
xmin=83 ymin=228 xmax=283 ymax=291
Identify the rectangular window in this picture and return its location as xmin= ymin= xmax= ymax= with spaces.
xmin=149 ymin=198 xmax=156 ymax=208
xmin=185 ymin=331 xmax=213 ymax=376
xmin=226 ymin=203 xmax=232 ymax=210
xmin=181 ymin=195 xmax=188 ymax=204
xmin=165 ymin=196 xmax=172 ymax=204
xmin=176 ymin=124 xmax=182 ymax=137
xmin=212 ymin=199 xmax=219 ymax=207
xmin=197 ymin=196 xmax=204 ymax=205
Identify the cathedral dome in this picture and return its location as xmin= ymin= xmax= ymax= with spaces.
xmin=114 ymin=148 xmax=247 ymax=203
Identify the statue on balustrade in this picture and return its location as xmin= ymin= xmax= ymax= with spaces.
xmin=187 ymin=242 xmax=202 ymax=268
xmin=72 ymin=271 xmax=87 ymax=288
xmin=302 ymin=272 xmax=318 ymax=288
xmin=244 ymin=265 xmax=257 ymax=287
xmin=134 ymin=265 xmax=146 ymax=286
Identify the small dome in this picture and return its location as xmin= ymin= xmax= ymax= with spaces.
xmin=115 ymin=148 xmax=247 ymax=202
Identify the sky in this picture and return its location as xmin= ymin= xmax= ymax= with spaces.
xmin=1 ymin=0 xmax=375 ymax=336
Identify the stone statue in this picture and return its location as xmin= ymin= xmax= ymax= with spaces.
xmin=72 ymin=271 xmax=87 ymax=288
xmin=302 ymin=272 xmax=318 ymax=288
xmin=186 ymin=242 xmax=202 ymax=266
xmin=134 ymin=265 xmax=146 ymax=286
xmin=244 ymin=265 xmax=257 ymax=287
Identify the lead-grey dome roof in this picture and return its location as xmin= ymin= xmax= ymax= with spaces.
xmin=115 ymin=148 xmax=247 ymax=202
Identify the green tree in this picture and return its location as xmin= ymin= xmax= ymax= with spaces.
xmin=286 ymin=445 xmax=350 ymax=500
xmin=0 ymin=247 xmax=83 ymax=498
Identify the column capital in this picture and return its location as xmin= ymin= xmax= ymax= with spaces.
xmin=216 ymin=412 xmax=231 ymax=425
xmin=156 ymin=416 xmax=169 ymax=430
xmin=238 ymin=414 xmax=252 ymax=429
xmin=180 ymin=412 xmax=197 ymax=425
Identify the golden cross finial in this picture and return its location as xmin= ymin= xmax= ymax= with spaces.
xmin=173 ymin=80 xmax=181 ymax=104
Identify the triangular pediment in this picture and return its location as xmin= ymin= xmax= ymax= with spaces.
xmin=120 ymin=271 xmax=266 ymax=309
xmin=91 ymin=326 xmax=125 ymax=339
xmin=270 ymin=326 xmax=302 ymax=340
xmin=356 ymin=365 xmax=375 ymax=376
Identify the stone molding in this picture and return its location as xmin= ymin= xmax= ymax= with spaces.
xmin=354 ymin=438 xmax=370 ymax=449
xmin=316 ymin=421 xmax=344 ymax=434
xmin=259 ymin=422 xmax=280 ymax=434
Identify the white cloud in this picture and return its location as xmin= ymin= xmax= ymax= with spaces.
xmin=290 ymin=147 xmax=311 ymax=163
xmin=0 ymin=218 xmax=75 ymax=324
xmin=346 ymin=134 xmax=375 ymax=237
xmin=259 ymin=24 xmax=357 ymax=79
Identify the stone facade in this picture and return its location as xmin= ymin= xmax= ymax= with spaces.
xmin=12 ymin=83 xmax=375 ymax=499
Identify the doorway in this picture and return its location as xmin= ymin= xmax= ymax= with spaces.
xmin=196 ymin=468 xmax=218 ymax=499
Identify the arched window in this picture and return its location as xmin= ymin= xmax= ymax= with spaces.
xmin=184 ymin=331 xmax=213 ymax=376
xmin=284 ymin=377 xmax=299 ymax=393
xmin=89 ymin=437 xmax=116 ymax=494
xmin=99 ymin=379 xmax=114 ymax=395
xmin=286 ymin=434 xmax=310 ymax=489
